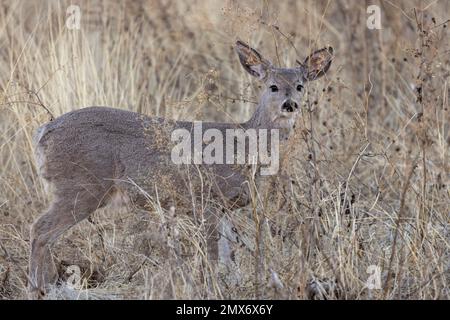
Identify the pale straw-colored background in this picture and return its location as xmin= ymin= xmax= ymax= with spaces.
xmin=0 ymin=0 xmax=448 ymax=299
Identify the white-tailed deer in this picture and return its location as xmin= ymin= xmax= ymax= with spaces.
xmin=29 ymin=40 xmax=332 ymax=299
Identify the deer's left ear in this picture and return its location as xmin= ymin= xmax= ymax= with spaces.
xmin=301 ymin=47 xmax=333 ymax=81
xmin=235 ymin=40 xmax=272 ymax=80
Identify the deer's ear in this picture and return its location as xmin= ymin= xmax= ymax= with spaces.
xmin=302 ymin=47 xmax=333 ymax=81
xmin=235 ymin=40 xmax=271 ymax=80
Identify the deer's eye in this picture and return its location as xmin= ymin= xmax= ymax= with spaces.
xmin=269 ymin=85 xmax=279 ymax=92
xmin=296 ymin=84 xmax=304 ymax=92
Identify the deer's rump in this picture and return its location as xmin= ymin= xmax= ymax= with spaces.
xmin=34 ymin=107 xmax=141 ymax=182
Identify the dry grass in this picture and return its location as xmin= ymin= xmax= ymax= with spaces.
xmin=0 ymin=0 xmax=449 ymax=299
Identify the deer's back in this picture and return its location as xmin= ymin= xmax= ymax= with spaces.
xmin=34 ymin=107 xmax=250 ymax=207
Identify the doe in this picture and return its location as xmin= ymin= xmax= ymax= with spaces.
xmin=29 ymin=40 xmax=332 ymax=298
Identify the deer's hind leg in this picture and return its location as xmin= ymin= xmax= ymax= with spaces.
xmin=28 ymin=184 xmax=112 ymax=299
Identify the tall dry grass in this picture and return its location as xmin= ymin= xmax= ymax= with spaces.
xmin=0 ymin=0 xmax=448 ymax=299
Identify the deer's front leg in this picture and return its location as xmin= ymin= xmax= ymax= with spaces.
xmin=204 ymin=208 xmax=220 ymax=261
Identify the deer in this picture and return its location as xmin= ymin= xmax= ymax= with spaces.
xmin=29 ymin=40 xmax=333 ymax=299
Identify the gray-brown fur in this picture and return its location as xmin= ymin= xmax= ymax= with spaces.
xmin=29 ymin=41 xmax=332 ymax=299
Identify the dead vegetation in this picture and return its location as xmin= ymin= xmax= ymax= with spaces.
xmin=0 ymin=0 xmax=449 ymax=299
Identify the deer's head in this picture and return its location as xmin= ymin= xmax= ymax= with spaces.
xmin=236 ymin=40 xmax=333 ymax=134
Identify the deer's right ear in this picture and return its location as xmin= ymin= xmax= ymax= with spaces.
xmin=301 ymin=47 xmax=333 ymax=81
xmin=235 ymin=40 xmax=271 ymax=80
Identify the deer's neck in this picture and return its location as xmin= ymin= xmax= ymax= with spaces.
xmin=242 ymin=104 xmax=269 ymax=130
xmin=242 ymin=104 xmax=294 ymax=141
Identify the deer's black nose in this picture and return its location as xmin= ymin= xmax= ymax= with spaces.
xmin=281 ymin=100 xmax=298 ymax=113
